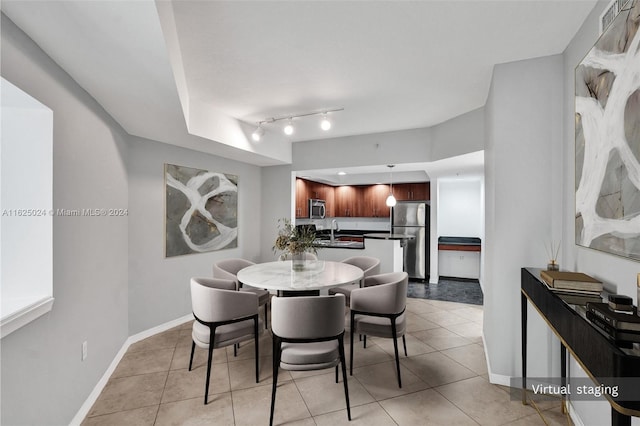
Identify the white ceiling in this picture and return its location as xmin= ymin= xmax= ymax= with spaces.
xmin=1 ymin=0 xmax=597 ymax=171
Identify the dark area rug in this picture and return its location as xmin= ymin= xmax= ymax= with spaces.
xmin=408 ymin=278 xmax=483 ymax=305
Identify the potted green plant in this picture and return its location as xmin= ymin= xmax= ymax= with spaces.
xmin=273 ymin=218 xmax=318 ymax=270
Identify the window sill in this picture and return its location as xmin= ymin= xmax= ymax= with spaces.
xmin=1 ymin=297 xmax=55 ymax=339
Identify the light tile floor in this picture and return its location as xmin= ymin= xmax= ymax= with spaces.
xmin=83 ymin=298 xmax=571 ymax=425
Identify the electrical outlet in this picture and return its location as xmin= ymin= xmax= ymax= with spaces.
xmin=82 ymin=341 xmax=88 ymax=361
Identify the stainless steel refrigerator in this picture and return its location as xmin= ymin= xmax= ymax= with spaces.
xmin=392 ymin=201 xmax=429 ymax=281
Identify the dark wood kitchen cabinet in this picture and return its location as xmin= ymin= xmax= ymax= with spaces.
xmin=394 ymin=182 xmax=430 ymax=201
xmin=363 ymin=184 xmax=391 ymax=217
xmin=296 ymin=179 xmax=429 ymax=218
xmin=334 ymin=185 xmax=362 ymax=217
xmin=295 ymin=178 xmax=309 ymax=218
xmin=296 ymin=178 xmax=335 ymax=218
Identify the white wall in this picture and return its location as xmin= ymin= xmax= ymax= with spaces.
xmin=260 ymin=165 xmax=294 ymax=262
xmin=431 ymin=108 xmax=485 ymax=162
xmin=1 ymin=14 xmax=129 ymax=425
xmin=562 ymin=1 xmax=640 ymax=424
xmin=437 ymin=178 xmax=482 ymax=237
xmin=484 ymin=54 xmax=564 ymax=385
xmin=127 ymin=136 xmax=263 ymax=334
xmin=1 ymin=79 xmax=53 ymax=328
xmin=435 ymin=178 xmax=483 ymax=280
xmin=292 ymin=108 xmax=485 ymax=172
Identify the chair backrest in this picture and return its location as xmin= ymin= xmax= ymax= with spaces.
xmin=271 ymin=294 xmax=345 ymax=339
xmin=213 ymin=258 xmax=255 ymax=285
xmin=353 ymin=272 xmax=408 ymax=315
xmin=341 ymin=256 xmax=381 ymax=277
xmin=278 ymin=252 xmax=318 ymax=261
xmin=191 ymin=277 xmax=257 ymax=323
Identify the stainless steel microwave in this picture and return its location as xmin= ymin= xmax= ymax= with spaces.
xmin=309 ymin=199 xmax=326 ymax=219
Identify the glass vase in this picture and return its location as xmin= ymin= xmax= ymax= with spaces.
xmin=291 ymin=252 xmax=306 ymax=271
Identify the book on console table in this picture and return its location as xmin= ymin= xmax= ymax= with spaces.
xmin=586 ymin=302 xmax=640 ymax=332
xmin=586 ymin=311 xmax=640 ymax=343
xmin=539 ymin=270 xmax=603 ymax=293
xmin=554 ymin=291 xmax=602 ymax=306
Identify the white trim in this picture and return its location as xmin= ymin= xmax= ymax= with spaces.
xmin=482 ymin=333 xmax=512 ymax=387
xmin=68 ymin=313 xmax=194 ymax=426
xmin=1 ymin=297 xmax=54 ymax=339
xmin=483 ymin=335 xmax=586 ymax=426
xmin=566 ymin=401 xmax=586 ymax=426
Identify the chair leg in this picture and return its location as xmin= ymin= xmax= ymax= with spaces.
xmin=338 ymin=337 xmax=352 ymax=421
xmin=254 ymin=317 xmax=260 ymax=383
xmin=350 ymin=311 xmax=355 ymax=376
xmin=189 ymin=341 xmax=196 ymax=371
xmin=402 ymin=334 xmax=408 ymax=357
xmin=269 ymin=337 xmax=282 ymax=426
xmin=363 ymin=335 xmax=367 ymax=348
xmin=264 ymin=303 xmax=269 ymax=329
xmin=335 ymin=365 xmax=338 ymax=383
xmin=204 ymin=344 xmax=215 ymax=404
xmin=391 ymin=320 xmax=402 ymax=388
xmin=234 ymin=343 xmax=238 ymax=357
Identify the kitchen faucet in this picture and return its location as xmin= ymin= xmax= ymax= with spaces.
xmin=330 ymin=219 xmax=339 ymax=243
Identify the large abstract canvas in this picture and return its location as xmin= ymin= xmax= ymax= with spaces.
xmin=165 ymin=164 xmax=238 ymax=257
xmin=575 ymin=0 xmax=640 ymax=261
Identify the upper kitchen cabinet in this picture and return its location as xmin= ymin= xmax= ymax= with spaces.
xmin=295 ymin=178 xmax=335 ymax=218
xmin=295 ymin=178 xmax=309 ymax=218
xmin=334 ymin=185 xmax=362 ymax=217
xmin=394 ymin=182 xmax=430 ymax=201
xmin=363 ymin=184 xmax=391 ymax=217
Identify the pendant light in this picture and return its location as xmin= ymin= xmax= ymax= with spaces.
xmin=386 ymin=165 xmax=397 ymax=207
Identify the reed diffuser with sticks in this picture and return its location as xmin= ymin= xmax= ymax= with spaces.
xmin=545 ymin=240 xmax=561 ymax=271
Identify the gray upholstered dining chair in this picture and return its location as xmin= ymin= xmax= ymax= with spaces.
xmin=189 ymin=277 xmax=262 ymax=404
xmin=270 ymin=294 xmax=351 ymax=426
xmin=328 ymin=256 xmax=381 ymax=304
xmin=213 ymin=258 xmax=270 ymax=328
xmin=349 ymin=271 xmax=408 ymax=388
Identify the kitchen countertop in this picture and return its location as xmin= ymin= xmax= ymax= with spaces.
xmin=363 ymin=233 xmax=416 ymax=240
xmin=313 ymin=239 xmax=364 ymax=249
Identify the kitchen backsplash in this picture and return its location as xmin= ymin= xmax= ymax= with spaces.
xmin=296 ymin=217 xmax=390 ymax=231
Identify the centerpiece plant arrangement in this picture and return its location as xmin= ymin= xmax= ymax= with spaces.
xmin=273 ymin=218 xmax=318 ymax=270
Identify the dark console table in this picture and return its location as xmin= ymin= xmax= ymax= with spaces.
xmin=521 ymin=267 xmax=640 ymax=425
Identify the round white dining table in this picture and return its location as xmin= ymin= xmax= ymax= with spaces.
xmin=237 ymin=260 xmax=364 ymax=293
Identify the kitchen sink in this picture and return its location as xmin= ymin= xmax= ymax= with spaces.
xmin=313 ymin=239 xmax=364 ymax=248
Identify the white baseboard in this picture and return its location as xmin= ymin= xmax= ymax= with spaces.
xmin=69 ymin=314 xmax=194 ymax=426
xmin=566 ymin=401 xmax=586 ymax=426
xmin=481 ymin=334 xmax=512 ymax=387
xmin=481 ymin=334 xmax=586 ymax=426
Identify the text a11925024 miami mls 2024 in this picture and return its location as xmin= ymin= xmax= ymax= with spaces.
xmin=1 ymin=208 xmax=128 ymax=217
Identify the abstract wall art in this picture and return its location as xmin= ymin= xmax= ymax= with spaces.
xmin=165 ymin=164 xmax=238 ymax=257
xmin=575 ymin=0 xmax=640 ymax=261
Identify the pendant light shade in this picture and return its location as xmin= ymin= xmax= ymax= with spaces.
xmin=386 ymin=165 xmax=396 ymax=207
xmin=386 ymin=193 xmax=397 ymax=207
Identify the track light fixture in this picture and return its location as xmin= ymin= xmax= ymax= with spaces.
xmin=320 ymin=113 xmax=331 ymax=131
xmin=251 ymin=107 xmax=343 ymax=140
xmin=284 ymin=119 xmax=294 ymax=136
xmin=251 ymin=124 xmax=264 ymax=142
